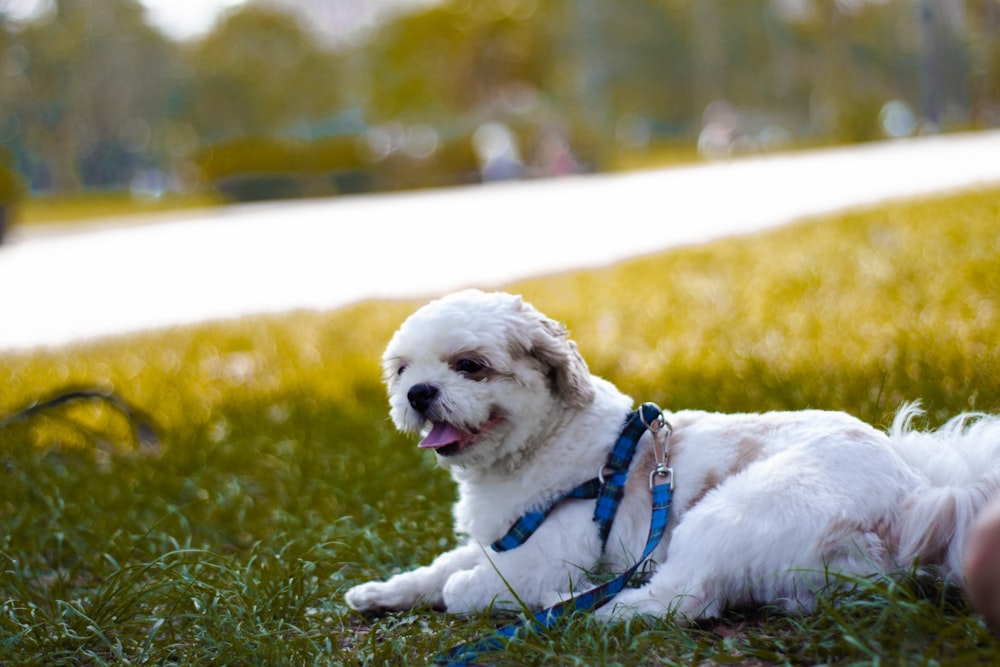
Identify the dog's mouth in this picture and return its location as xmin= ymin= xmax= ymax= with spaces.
xmin=418 ymin=412 xmax=504 ymax=457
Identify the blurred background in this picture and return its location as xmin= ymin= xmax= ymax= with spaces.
xmin=0 ymin=0 xmax=998 ymax=228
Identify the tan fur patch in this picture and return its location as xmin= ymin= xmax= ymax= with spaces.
xmin=624 ymin=444 xmax=657 ymax=500
xmin=901 ymin=478 xmax=1000 ymax=568
xmin=733 ymin=436 xmax=765 ymax=475
xmin=906 ymin=494 xmax=957 ymax=565
xmin=821 ymin=513 xmax=900 ymax=566
xmin=683 ymin=429 xmax=767 ymax=511
xmin=687 ymin=470 xmax=722 ymax=510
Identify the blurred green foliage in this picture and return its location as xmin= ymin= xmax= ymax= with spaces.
xmin=194 ymin=133 xmax=480 ymax=200
xmin=194 ymin=136 xmax=364 ymax=200
xmin=0 ymin=0 xmax=997 ymax=202
xmin=0 ymin=148 xmax=24 ymax=241
xmin=0 ymin=150 xmax=23 ymax=202
xmin=1 ymin=0 xmax=176 ymax=192
xmin=183 ymin=5 xmax=342 ymax=142
xmin=15 ymin=191 xmax=223 ymax=226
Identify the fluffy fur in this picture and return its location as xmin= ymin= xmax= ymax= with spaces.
xmin=345 ymin=289 xmax=1000 ymax=621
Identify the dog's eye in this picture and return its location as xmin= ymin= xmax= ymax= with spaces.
xmin=396 ymin=365 xmax=407 ymax=377
xmin=455 ymin=359 xmax=486 ymax=375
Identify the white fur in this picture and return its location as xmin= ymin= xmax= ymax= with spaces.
xmin=344 ymin=289 xmax=1000 ymax=621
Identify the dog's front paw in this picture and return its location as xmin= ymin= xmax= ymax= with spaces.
xmin=441 ymin=568 xmax=524 ymax=614
xmin=594 ymin=586 xmax=712 ymax=624
xmin=345 ymin=580 xmax=428 ymax=615
xmin=593 ymin=588 xmax=664 ymax=623
xmin=344 ymin=581 xmax=388 ymax=614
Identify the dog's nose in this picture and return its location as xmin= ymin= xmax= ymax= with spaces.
xmin=407 ymin=383 xmax=439 ymax=413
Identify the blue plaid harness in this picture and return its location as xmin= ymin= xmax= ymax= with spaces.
xmin=491 ymin=402 xmax=671 ymax=552
xmin=436 ymin=402 xmax=674 ymax=666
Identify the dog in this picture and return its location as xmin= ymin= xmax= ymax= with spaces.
xmin=345 ymin=289 xmax=1000 ymax=621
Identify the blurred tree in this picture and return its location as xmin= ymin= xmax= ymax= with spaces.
xmin=598 ymin=0 xmax=696 ymax=135
xmin=0 ymin=147 xmax=24 ymax=241
xmin=360 ymin=0 xmax=695 ymax=167
xmin=181 ymin=4 xmax=343 ymax=142
xmin=1 ymin=0 xmax=176 ymax=190
xmin=967 ymin=0 xmax=1000 ymax=125
xmin=0 ymin=0 xmax=994 ymax=198
xmin=361 ymin=1 xmax=553 ymax=123
xmin=662 ymin=0 xmax=974 ymax=145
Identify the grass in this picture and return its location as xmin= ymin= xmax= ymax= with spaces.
xmin=2 ymin=185 xmax=1000 ymax=664
xmin=13 ymin=191 xmax=224 ymax=227
xmin=609 ymin=142 xmax=704 ymax=171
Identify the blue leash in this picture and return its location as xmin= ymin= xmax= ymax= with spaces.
xmin=435 ymin=404 xmax=674 ymax=666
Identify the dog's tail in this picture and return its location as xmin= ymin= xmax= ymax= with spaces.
xmin=889 ymin=404 xmax=1000 ymax=580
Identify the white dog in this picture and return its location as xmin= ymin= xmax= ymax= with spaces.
xmin=345 ymin=289 xmax=1000 ymax=621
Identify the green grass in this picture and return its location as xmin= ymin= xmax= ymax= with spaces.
xmin=14 ymin=191 xmax=224 ymax=226
xmin=2 ymin=186 xmax=1000 ymax=664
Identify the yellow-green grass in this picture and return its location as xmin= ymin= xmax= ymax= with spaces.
xmin=14 ymin=191 xmax=225 ymax=227
xmin=2 ymin=187 xmax=999 ymax=664
xmin=609 ymin=142 xmax=704 ymax=171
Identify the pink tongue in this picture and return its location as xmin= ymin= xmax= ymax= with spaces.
xmin=419 ymin=422 xmax=466 ymax=449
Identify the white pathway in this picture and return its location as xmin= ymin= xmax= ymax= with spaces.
xmin=2 ymin=131 xmax=1000 ymax=352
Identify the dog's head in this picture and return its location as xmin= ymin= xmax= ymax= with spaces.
xmin=382 ymin=290 xmax=596 ymax=468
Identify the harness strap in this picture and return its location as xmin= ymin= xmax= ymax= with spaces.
xmin=491 ymin=403 xmax=664 ymax=553
xmin=435 ymin=477 xmax=673 ymax=666
xmin=594 ymin=403 xmax=663 ymax=546
xmin=491 ymin=478 xmax=602 ymax=552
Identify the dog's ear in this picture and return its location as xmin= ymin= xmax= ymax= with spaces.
xmin=524 ymin=308 xmax=596 ymax=409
